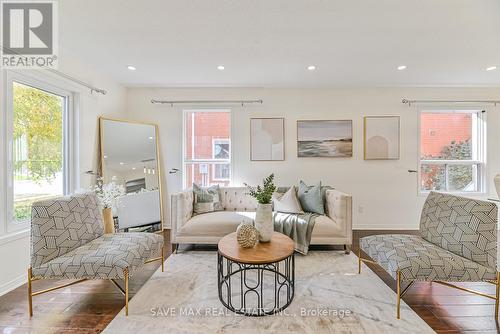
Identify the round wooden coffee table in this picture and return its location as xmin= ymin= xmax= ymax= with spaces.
xmin=217 ymin=232 xmax=295 ymax=316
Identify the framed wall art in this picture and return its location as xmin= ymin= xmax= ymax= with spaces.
xmin=297 ymin=120 xmax=353 ymax=157
xmin=364 ymin=116 xmax=400 ymax=160
xmin=250 ymin=118 xmax=285 ymax=161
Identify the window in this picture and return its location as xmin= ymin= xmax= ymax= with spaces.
xmin=183 ymin=109 xmax=231 ymax=187
xmin=212 ymin=138 xmax=230 ymax=181
xmin=5 ymin=73 xmax=73 ymax=230
xmin=419 ymin=109 xmax=485 ymax=193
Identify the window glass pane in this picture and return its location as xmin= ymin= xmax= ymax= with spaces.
xmin=420 ymin=164 xmax=446 ymax=191
xmin=213 ymin=139 xmax=230 ymax=159
xmin=184 ymin=111 xmax=231 ymax=160
xmin=213 ymin=163 xmax=230 ymax=180
xmin=13 ymin=82 xmax=65 ymax=223
xmin=420 ymin=112 xmax=473 ymax=160
xmin=420 ymin=163 xmax=478 ymax=192
xmin=448 ymin=164 xmax=476 ymax=192
xmin=184 ymin=110 xmax=231 ymax=188
xmin=185 ymin=163 xmax=231 ymax=187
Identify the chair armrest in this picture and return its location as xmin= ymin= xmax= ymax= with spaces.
xmin=325 ymin=189 xmax=353 ymax=244
xmin=170 ymin=189 xmax=194 ymax=241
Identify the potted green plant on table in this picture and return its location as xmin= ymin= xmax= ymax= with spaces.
xmin=244 ymin=174 xmax=276 ymax=242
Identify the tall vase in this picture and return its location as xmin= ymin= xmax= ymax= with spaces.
xmin=102 ymin=208 xmax=115 ymax=234
xmin=255 ymin=203 xmax=273 ymax=242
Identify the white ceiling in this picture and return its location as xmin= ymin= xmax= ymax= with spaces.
xmin=60 ymin=0 xmax=500 ymax=87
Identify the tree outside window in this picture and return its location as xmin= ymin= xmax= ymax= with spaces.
xmin=12 ymin=82 xmax=65 ymax=222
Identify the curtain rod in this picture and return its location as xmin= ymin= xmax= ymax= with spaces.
xmin=402 ymin=99 xmax=500 ymax=107
xmin=46 ymin=69 xmax=107 ymax=95
xmin=151 ymin=99 xmax=263 ymax=106
xmin=1 ymin=45 xmax=107 ymax=95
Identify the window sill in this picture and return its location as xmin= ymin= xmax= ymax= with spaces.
xmin=0 ymin=228 xmax=29 ymax=247
xmin=418 ymin=190 xmax=487 ymax=198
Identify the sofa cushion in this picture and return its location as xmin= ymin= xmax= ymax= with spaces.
xmin=193 ymin=184 xmax=223 ymax=214
xmin=179 ymin=211 xmax=256 ymax=237
xmin=32 ymin=232 xmax=163 ymax=280
xmin=360 ymin=234 xmax=497 ymax=282
xmin=298 ymin=181 xmax=325 ymax=215
xmin=419 ymin=191 xmax=497 ymax=269
xmin=273 ymin=186 xmax=303 ymax=214
xmin=179 ymin=211 xmax=342 ymax=239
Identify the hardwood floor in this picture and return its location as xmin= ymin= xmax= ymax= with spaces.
xmin=0 ymin=230 xmax=498 ymax=333
xmin=0 ymin=231 xmax=172 ymax=334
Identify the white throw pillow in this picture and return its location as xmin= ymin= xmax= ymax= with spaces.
xmin=273 ymin=186 xmax=304 ymax=214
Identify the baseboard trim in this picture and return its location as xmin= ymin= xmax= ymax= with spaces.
xmin=0 ymin=274 xmax=26 ymax=297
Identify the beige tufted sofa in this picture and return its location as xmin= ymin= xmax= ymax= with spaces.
xmin=170 ymin=187 xmax=352 ymax=252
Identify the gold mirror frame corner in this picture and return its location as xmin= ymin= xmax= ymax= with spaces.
xmin=98 ymin=115 xmax=164 ymax=232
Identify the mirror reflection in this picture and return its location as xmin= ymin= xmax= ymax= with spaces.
xmin=100 ymin=118 xmax=162 ymax=232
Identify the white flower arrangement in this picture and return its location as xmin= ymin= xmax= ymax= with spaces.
xmin=91 ymin=176 xmax=125 ymax=209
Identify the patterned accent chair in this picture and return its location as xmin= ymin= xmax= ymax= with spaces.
xmin=359 ymin=191 xmax=498 ymax=319
xmin=28 ymin=193 xmax=165 ymax=316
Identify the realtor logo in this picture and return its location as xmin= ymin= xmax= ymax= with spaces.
xmin=1 ymin=0 xmax=58 ymax=68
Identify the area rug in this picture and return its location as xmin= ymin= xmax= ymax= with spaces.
xmin=102 ymin=251 xmax=434 ymax=334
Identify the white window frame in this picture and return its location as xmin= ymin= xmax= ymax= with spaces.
xmin=3 ymin=71 xmax=76 ymax=233
xmin=418 ymin=108 xmax=487 ymax=195
xmin=182 ymin=109 xmax=232 ymax=188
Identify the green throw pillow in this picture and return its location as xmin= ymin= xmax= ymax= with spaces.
xmin=193 ymin=184 xmax=223 ymax=215
xmin=298 ymin=181 xmax=325 ymax=215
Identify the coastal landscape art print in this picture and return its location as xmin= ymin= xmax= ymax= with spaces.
xmin=297 ymin=120 xmax=353 ymax=157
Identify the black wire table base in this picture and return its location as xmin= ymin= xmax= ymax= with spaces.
xmin=217 ymin=252 xmax=295 ymax=317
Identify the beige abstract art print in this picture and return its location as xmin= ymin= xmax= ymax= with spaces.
xmin=250 ymin=118 xmax=285 ymax=161
xmin=364 ymin=116 xmax=400 ymax=160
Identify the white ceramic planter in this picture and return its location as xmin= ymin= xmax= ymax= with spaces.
xmin=255 ymin=203 xmax=273 ymax=242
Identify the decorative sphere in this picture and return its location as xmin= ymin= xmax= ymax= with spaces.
xmin=236 ymin=223 xmax=258 ymax=248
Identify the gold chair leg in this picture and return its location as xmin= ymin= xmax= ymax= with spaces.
xmin=124 ymin=267 xmax=129 ymax=316
xmin=358 ymin=249 xmax=362 ymax=274
xmin=27 ymin=268 xmax=33 ymax=317
xmin=396 ymin=270 xmax=401 ymax=319
xmin=495 ymin=272 xmax=500 ymax=319
xmin=161 ymin=246 xmax=165 ymax=272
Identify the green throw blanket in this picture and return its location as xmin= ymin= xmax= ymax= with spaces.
xmin=273 ymin=212 xmax=318 ymax=255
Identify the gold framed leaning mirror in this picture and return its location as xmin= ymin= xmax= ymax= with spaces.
xmin=99 ymin=116 xmax=163 ymax=232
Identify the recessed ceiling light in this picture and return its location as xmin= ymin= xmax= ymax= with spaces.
xmin=103 ymin=155 xmax=108 ymax=159
xmin=307 ymin=65 xmax=316 ymax=71
xmin=148 ymin=136 xmax=154 ymax=140
xmin=119 ymin=162 xmax=124 ymax=165
xmin=127 ymin=65 xmax=136 ymax=71
xmin=132 ymin=167 xmax=136 ymax=170
xmin=217 ymin=65 xmax=225 ymax=71
xmin=397 ymin=65 xmax=407 ymax=71
xmin=486 ymin=66 xmax=497 ymax=71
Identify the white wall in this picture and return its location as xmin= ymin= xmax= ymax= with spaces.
xmin=125 ymin=87 xmax=500 ymax=230
xmin=0 ymin=54 xmax=127 ymax=295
